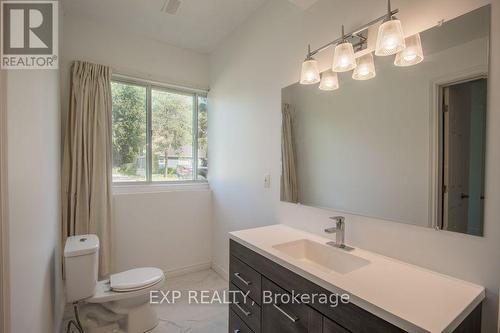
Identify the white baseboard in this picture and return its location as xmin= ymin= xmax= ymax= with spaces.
xmin=163 ymin=261 xmax=212 ymax=278
xmin=211 ymin=262 xmax=229 ymax=281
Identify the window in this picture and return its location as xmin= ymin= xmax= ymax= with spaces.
xmin=111 ymin=78 xmax=208 ymax=184
xmin=111 ymin=81 xmax=147 ymax=182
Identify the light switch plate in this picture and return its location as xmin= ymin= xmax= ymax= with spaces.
xmin=264 ymin=174 xmax=271 ymax=189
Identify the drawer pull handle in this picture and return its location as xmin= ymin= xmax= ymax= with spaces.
xmin=234 ymin=272 xmax=252 ymax=285
xmin=273 ymin=304 xmax=299 ymax=323
xmin=234 ymin=301 xmax=252 ymax=317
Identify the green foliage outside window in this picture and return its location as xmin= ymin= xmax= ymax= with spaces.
xmin=111 ymin=80 xmax=207 ymax=182
xmin=111 ymin=82 xmax=146 ymax=177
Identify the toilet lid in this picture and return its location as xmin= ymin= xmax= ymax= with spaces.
xmin=110 ymin=267 xmax=164 ymax=292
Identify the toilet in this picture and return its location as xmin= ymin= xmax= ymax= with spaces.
xmin=64 ymin=234 xmax=165 ymax=333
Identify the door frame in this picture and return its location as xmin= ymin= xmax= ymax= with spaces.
xmin=428 ymin=65 xmax=488 ymax=230
xmin=0 ymin=68 xmax=9 ymax=333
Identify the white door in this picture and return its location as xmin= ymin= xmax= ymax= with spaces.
xmin=441 ymin=78 xmax=487 ymax=235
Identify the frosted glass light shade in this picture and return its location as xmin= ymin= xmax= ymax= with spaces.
xmin=300 ymin=58 xmax=320 ymax=84
xmin=395 ymin=33 xmax=424 ymax=66
xmin=375 ymin=19 xmax=406 ymax=56
xmin=352 ymin=53 xmax=376 ymax=80
xmin=319 ymin=70 xmax=339 ymax=91
xmin=332 ymin=42 xmax=356 ymax=72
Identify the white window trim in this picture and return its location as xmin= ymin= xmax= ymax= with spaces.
xmin=113 ymin=181 xmax=210 ymax=195
xmin=111 ymin=74 xmax=209 ymax=187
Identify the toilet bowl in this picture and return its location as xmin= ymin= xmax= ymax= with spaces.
xmin=88 ymin=267 xmax=165 ymax=332
xmin=64 ymin=235 xmax=165 ymax=333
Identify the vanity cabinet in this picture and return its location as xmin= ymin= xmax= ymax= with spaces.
xmin=262 ymin=277 xmax=323 ymax=333
xmin=229 ymin=309 xmax=254 ymax=333
xmin=323 ymin=317 xmax=350 ymax=333
xmin=230 ymin=255 xmax=262 ymax=304
xmin=230 ymin=282 xmax=261 ymax=333
xmin=228 ymin=239 xmax=482 ymax=333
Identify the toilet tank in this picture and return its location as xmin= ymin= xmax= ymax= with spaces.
xmin=64 ymin=234 xmax=99 ymax=303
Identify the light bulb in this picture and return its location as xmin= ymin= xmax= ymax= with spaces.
xmin=319 ymin=70 xmax=339 ymax=91
xmin=340 ymin=56 xmax=350 ymax=68
xmin=352 ymin=53 xmax=376 ymax=80
xmin=404 ymin=53 xmax=417 ymax=61
xmin=384 ymin=37 xmax=398 ymax=50
xmin=375 ymin=19 xmax=406 ymax=56
xmin=395 ymin=33 xmax=424 ymax=66
xmin=332 ymin=42 xmax=356 ymax=72
xmin=359 ymin=68 xmax=369 ymax=76
xmin=300 ymin=58 xmax=320 ymax=84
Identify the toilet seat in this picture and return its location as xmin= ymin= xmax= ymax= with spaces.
xmin=86 ymin=268 xmax=165 ymax=304
xmin=111 ymin=267 xmax=164 ymax=292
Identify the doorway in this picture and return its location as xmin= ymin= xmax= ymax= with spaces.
xmin=439 ymin=78 xmax=487 ymax=235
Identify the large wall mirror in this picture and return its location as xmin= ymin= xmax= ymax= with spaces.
xmin=281 ymin=6 xmax=490 ymax=236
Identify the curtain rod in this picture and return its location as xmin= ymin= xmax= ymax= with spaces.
xmin=112 ymin=72 xmax=209 ymax=95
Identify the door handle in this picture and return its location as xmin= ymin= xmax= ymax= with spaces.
xmin=273 ymin=304 xmax=299 ymax=322
xmin=234 ymin=272 xmax=252 ymax=285
xmin=234 ymin=301 xmax=251 ymax=317
xmin=461 ymin=193 xmax=469 ymax=199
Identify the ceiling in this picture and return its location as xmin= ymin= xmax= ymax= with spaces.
xmin=62 ymin=0 xmax=269 ymax=54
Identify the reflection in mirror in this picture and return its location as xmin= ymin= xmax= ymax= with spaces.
xmin=280 ymin=6 xmax=489 ymax=236
xmin=439 ymin=79 xmax=486 ymax=235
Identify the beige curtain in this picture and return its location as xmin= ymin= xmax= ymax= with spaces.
xmin=62 ymin=61 xmax=113 ymax=277
xmin=281 ymin=103 xmax=299 ymax=203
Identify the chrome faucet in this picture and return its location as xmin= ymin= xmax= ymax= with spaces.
xmin=324 ymin=216 xmax=347 ymax=249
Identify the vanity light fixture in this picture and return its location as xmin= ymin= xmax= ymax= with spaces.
xmin=394 ymin=33 xmax=424 ymax=66
xmin=375 ymin=0 xmax=406 ymax=56
xmin=300 ymin=45 xmax=321 ymax=84
xmin=299 ymin=0 xmax=423 ymax=89
xmin=319 ymin=70 xmax=340 ymax=91
xmin=332 ymin=25 xmax=357 ymax=72
xmin=352 ymin=53 xmax=376 ymax=80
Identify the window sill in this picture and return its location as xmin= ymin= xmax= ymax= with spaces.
xmin=112 ymin=181 xmax=210 ymax=195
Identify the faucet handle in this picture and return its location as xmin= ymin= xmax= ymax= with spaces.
xmin=329 ymin=216 xmax=345 ymax=228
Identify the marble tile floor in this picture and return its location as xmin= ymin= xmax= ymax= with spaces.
xmin=150 ymin=269 xmax=229 ymax=333
xmin=61 ymin=269 xmax=229 ymax=333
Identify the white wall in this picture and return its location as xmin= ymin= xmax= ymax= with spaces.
xmin=60 ymin=13 xmax=209 ymax=87
xmin=112 ymin=188 xmax=212 ymax=275
xmin=6 ymin=70 xmax=63 ymax=332
xmin=61 ymin=13 xmax=213 ymax=277
xmin=60 ymin=13 xmax=209 ymax=142
xmin=209 ymin=0 xmax=500 ymax=331
xmin=5 ymin=2 xmax=64 ymax=332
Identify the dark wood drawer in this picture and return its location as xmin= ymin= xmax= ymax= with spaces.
xmin=230 ymin=255 xmax=262 ymax=304
xmin=229 ymin=309 xmax=255 ymax=333
xmin=323 ymin=317 xmax=350 ymax=333
xmin=230 ymin=283 xmax=261 ymax=333
xmin=262 ymin=277 xmax=322 ymax=333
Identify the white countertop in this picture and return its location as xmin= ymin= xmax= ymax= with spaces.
xmin=229 ymin=224 xmax=485 ymax=333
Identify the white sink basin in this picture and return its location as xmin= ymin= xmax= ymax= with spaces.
xmin=273 ymin=239 xmax=370 ymax=274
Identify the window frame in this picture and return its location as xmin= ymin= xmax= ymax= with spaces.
xmin=111 ymin=74 xmax=208 ymax=186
